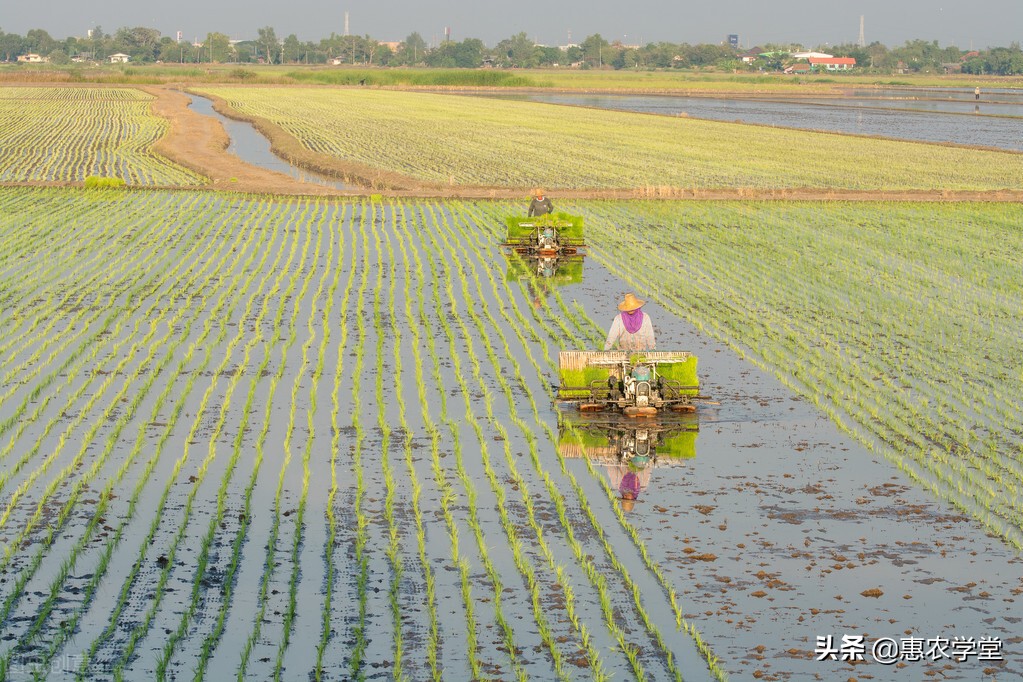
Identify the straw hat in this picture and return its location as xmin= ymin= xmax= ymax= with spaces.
xmin=533 ymin=188 xmax=545 ymax=198
xmin=621 ymin=496 xmax=636 ymax=512
xmin=617 ymin=293 xmax=645 ymax=312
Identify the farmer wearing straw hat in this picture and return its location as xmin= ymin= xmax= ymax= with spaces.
xmin=527 ymin=188 xmax=554 ymax=217
xmin=604 ymin=293 xmax=656 ymax=351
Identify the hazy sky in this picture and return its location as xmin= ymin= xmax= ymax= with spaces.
xmin=3 ymin=0 xmax=1019 ymax=49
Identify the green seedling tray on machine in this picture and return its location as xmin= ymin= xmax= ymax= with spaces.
xmin=504 ymin=213 xmax=584 ymax=243
xmin=558 ymin=350 xmax=699 ymax=400
xmin=630 ymin=353 xmax=699 ymax=395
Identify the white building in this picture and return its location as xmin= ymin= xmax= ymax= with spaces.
xmin=792 ymin=51 xmax=833 ymax=60
xmin=108 ymin=53 xmax=131 ymax=63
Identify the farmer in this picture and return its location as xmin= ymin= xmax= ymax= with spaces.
xmin=527 ymin=188 xmax=554 ymax=217
xmin=604 ymin=293 xmax=656 ymax=351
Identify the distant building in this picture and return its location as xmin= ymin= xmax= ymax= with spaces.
xmin=784 ymin=62 xmax=812 ymax=74
xmin=808 ymin=57 xmax=855 ymax=71
xmin=16 ymin=53 xmax=47 ymax=63
xmin=738 ymin=47 xmax=763 ymax=64
xmin=108 ymin=53 xmax=131 ymax=63
xmin=792 ymin=51 xmax=833 ymax=60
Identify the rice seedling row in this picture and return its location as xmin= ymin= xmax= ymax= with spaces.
xmin=0 ymin=194 xmax=268 ymax=676
xmin=414 ymin=202 xmax=549 ymax=680
xmin=424 ymin=201 xmax=727 ymax=680
xmin=452 ymin=201 xmax=726 ymax=678
xmin=0 ymin=194 xmax=215 ymax=391
xmin=0 ymin=197 xmax=219 ymax=533
xmin=217 ymin=203 xmax=317 ymax=681
xmin=0 ymin=194 xmax=122 ymax=325
xmin=69 ymin=197 xmax=283 ymax=677
xmin=199 ymin=87 xmax=1023 ymax=191
xmin=157 ymin=202 xmax=313 ymax=679
xmin=0 ymin=200 xmax=274 ymax=675
xmin=0 ymin=187 xmax=774 ymax=681
xmin=378 ymin=204 xmax=523 ymax=682
xmin=227 ymin=202 xmax=322 ymax=680
xmin=268 ymin=201 xmax=335 ymax=678
xmin=392 ymin=203 xmax=495 ymax=680
xmin=315 ymin=204 xmax=361 ymax=677
xmin=0 ymin=88 xmax=203 ymax=186
xmin=560 ymin=199 xmax=1023 ymax=550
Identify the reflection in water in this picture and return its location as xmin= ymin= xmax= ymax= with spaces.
xmin=504 ymin=251 xmax=584 ymax=308
xmin=559 ymin=414 xmax=698 ymax=512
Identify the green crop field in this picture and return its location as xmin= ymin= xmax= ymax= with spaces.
xmin=0 ymin=87 xmax=204 ymax=185
xmin=199 ymin=86 xmax=1023 ymax=191
xmin=503 ymin=199 xmax=1023 ymax=548
xmin=0 ymin=187 xmax=723 ymax=681
xmin=2 ymin=185 xmax=1022 ymax=679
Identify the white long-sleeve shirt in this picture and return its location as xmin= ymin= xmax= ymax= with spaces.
xmin=603 ymin=313 xmax=656 ymax=351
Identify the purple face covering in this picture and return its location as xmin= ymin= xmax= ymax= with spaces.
xmin=622 ymin=308 xmax=644 ymax=334
xmin=620 ymin=471 xmax=641 ymax=497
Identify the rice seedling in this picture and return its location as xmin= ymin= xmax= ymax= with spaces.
xmin=0 ymin=88 xmax=203 ymax=185
xmin=199 ymin=86 xmax=1023 ymax=191
xmin=567 ymin=198 xmax=1023 ymax=550
xmin=0 ymin=198 xmax=259 ymax=672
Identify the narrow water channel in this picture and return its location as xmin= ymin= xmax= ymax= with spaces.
xmin=187 ymin=95 xmax=360 ymax=191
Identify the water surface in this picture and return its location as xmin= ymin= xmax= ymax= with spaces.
xmin=474 ymin=92 xmax=1023 ymax=151
xmin=187 ymin=95 xmax=360 ymax=190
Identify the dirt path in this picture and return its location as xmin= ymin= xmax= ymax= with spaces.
xmin=142 ymin=86 xmax=347 ymax=196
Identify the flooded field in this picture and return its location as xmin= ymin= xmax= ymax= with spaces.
xmin=1 ymin=188 xmax=1020 ymax=680
xmin=843 ymin=87 xmax=1023 ymax=102
xmin=472 ymin=93 xmax=1023 ymax=151
xmin=558 ymin=260 xmax=1023 ymax=681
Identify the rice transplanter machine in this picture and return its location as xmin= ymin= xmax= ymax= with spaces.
xmin=557 ymin=350 xmax=708 ymax=417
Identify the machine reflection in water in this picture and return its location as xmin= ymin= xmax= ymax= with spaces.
xmin=558 ymin=413 xmax=698 ymax=512
xmin=502 ymin=212 xmax=585 ymax=306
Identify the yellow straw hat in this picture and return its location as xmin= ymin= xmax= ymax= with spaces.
xmin=533 ymin=188 xmax=545 ymax=198
xmin=617 ymin=293 xmax=645 ymax=312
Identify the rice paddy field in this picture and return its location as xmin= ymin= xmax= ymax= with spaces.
xmin=1 ymin=184 xmax=1022 ymax=681
xmin=197 ymin=87 xmax=1023 ymax=191
xmin=0 ymin=87 xmax=204 ymax=186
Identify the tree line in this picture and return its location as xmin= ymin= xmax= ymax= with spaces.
xmin=1 ymin=25 xmax=1021 ymax=75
